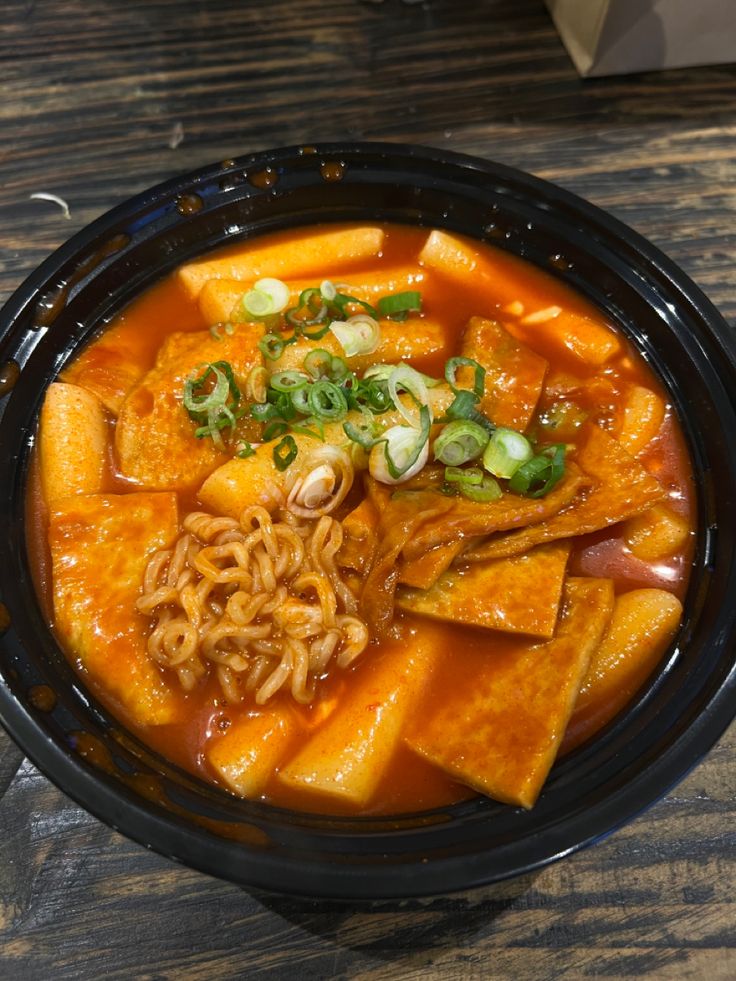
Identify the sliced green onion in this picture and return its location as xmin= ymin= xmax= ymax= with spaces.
xmin=482 ymin=428 xmax=534 ymax=479
xmin=460 ymin=474 xmax=503 ymax=503
xmin=377 ymin=290 xmax=422 ymax=320
xmin=273 ymin=435 xmax=298 ymax=471
xmin=183 ymin=362 xmax=242 ymax=450
xmin=270 ymin=369 xmax=309 ymax=393
xmin=320 ymin=280 xmax=337 ymax=301
xmin=290 ymin=386 xmax=311 ymax=415
xmin=388 ymin=363 xmax=431 ymax=429
xmin=242 ymin=289 xmax=275 ymax=320
xmin=301 ymin=322 xmax=332 ymax=340
xmin=344 ymin=419 xmax=383 ymax=450
xmin=308 ymin=380 xmax=348 ymax=420
xmin=362 ymin=364 xmax=395 ymax=383
xmin=434 ymin=420 xmax=490 ymax=466
xmin=445 ymin=356 xmax=486 ymax=399
xmin=445 ymin=389 xmax=495 ymax=435
xmin=509 ymin=444 xmax=566 ymax=498
xmin=224 ymin=322 xmax=235 ymax=336
xmin=329 ymin=355 xmax=349 ymax=380
xmin=290 ymin=418 xmax=325 ymax=440
xmin=444 ymin=466 xmax=483 ymax=486
xmin=183 ymin=363 xmax=231 ymax=416
xmin=254 ymin=278 xmax=290 ymax=312
xmin=364 ymin=363 xmax=441 ymax=388
xmin=236 ymin=442 xmax=256 ymax=458
xmin=370 ymin=404 xmax=431 ymax=484
xmin=263 ymin=420 xmax=289 ymax=441
xmin=259 ymin=333 xmax=285 ymax=361
xmin=304 ymin=348 xmax=333 ymax=379
xmin=251 ymin=401 xmax=280 ymax=423
xmin=329 ymin=314 xmax=380 ymax=358
xmin=332 ymin=292 xmax=378 ymax=320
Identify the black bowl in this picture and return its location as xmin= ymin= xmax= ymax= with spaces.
xmin=1 ymin=143 xmax=735 ymax=900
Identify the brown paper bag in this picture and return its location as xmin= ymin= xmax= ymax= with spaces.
xmin=546 ymin=0 xmax=736 ymax=77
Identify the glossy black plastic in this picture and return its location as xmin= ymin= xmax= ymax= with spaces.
xmin=1 ymin=144 xmax=735 ymax=900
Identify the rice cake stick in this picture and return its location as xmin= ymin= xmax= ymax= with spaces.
xmin=562 ymin=588 xmax=683 ymax=753
xmin=270 ymin=317 xmax=448 ymax=374
xmin=397 ymin=542 xmax=571 ymax=640
xmin=39 ymin=383 xmax=108 ymax=505
xmin=178 ymin=226 xmax=385 ymax=300
xmin=199 ymin=266 xmax=427 ymax=325
xmin=207 ymin=709 xmax=301 ymax=798
xmin=405 ymin=577 xmax=615 ymax=809
xmin=464 ymin=423 xmax=666 ymax=563
xmin=278 ymin=630 xmax=442 ymax=806
xmin=420 ymin=230 xmax=621 ymax=366
xmin=48 ymin=492 xmax=182 ymax=726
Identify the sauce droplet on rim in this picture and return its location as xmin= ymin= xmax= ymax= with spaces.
xmin=28 ymin=685 xmax=57 ymax=712
xmin=549 ymin=254 xmax=573 ymax=271
xmin=248 ymin=168 xmax=278 ymax=190
xmin=176 ymin=193 xmax=204 ymax=216
xmin=320 ymin=161 xmax=346 ymax=183
xmin=299 ymin=146 xmax=317 ymax=155
xmin=0 ymin=360 xmax=20 ymax=397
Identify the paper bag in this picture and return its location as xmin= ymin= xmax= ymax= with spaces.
xmin=546 ymin=0 xmax=736 ymax=77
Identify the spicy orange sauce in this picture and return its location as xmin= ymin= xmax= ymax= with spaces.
xmin=28 ymin=223 xmax=696 ymax=815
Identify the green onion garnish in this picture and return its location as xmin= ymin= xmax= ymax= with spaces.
xmin=251 ymin=401 xmax=280 ymax=423
xmin=434 ymin=420 xmax=490 ymax=466
xmin=509 ymin=444 xmax=566 ymax=498
xmin=307 ymin=380 xmax=349 ymax=420
xmin=482 ymin=428 xmax=534 ymax=479
xmin=444 ymin=466 xmax=483 ymax=486
xmin=380 ymin=404 xmax=432 ymax=481
xmin=377 ymin=290 xmax=422 ymax=321
xmin=344 ymin=419 xmax=383 ymax=450
xmin=445 ymin=356 xmax=486 ymax=399
xmin=241 ymin=278 xmax=290 ymax=320
xmin=269 ymin=369 xmax=310 ymax=393
xmin=262 ymin=420 xmax=290 ymax=441
xmin=445 ymin=389 xmax=495 ymax=436
xmin=329 ymin=314 xmax=380 ymax=358
xmin=332 ymin=292 xmax=378 ymax=320
xmin=273 ymin=435 xmax=298 ymax=471
xmin=259 ymin=333 xmax=285 ymax=361
xmin=236 ymin=442 xmax=256 ymax=458
xmin=183 ymin=361 xmax=241 ymax=449
xmin=303 ymin=348 xmax=334 ymax=379
xmin=459 ymin=474 xmax=503 ymax=503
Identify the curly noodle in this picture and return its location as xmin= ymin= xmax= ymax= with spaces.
xmin=136 ymin=506 xmax=369 ymax=705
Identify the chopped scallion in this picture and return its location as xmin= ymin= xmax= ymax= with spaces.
xmin=269 ymin=369 xmax=310 ymax=393
xmin=377 ymin=290 xmax=422 ymax=320
xmin=482 ymin=428 xmax=534 ymax=479
xmin=459 ymin=474 xmax=503 ymax=503
xmin=508 ymin=444 xmax=566 ymax=498
xmin=307 ymin=380 xmax=348 ymax=420
xmin=273 ymin=435 xmax=298 ymax=471
xmin=434 ymin=420 xmax=490 ymax=466
xmin=445 ymin=356 xmax=486 ymax=399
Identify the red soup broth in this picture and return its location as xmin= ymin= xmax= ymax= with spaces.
xmin=27 ymin=223 xmax=696 ymax=816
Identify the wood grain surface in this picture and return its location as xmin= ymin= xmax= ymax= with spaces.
xmin=1 ymin=1 xmax=735 ymax=978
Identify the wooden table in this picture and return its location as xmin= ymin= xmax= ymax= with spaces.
xmin=1 ymin=1 xmax=735 ymax=977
